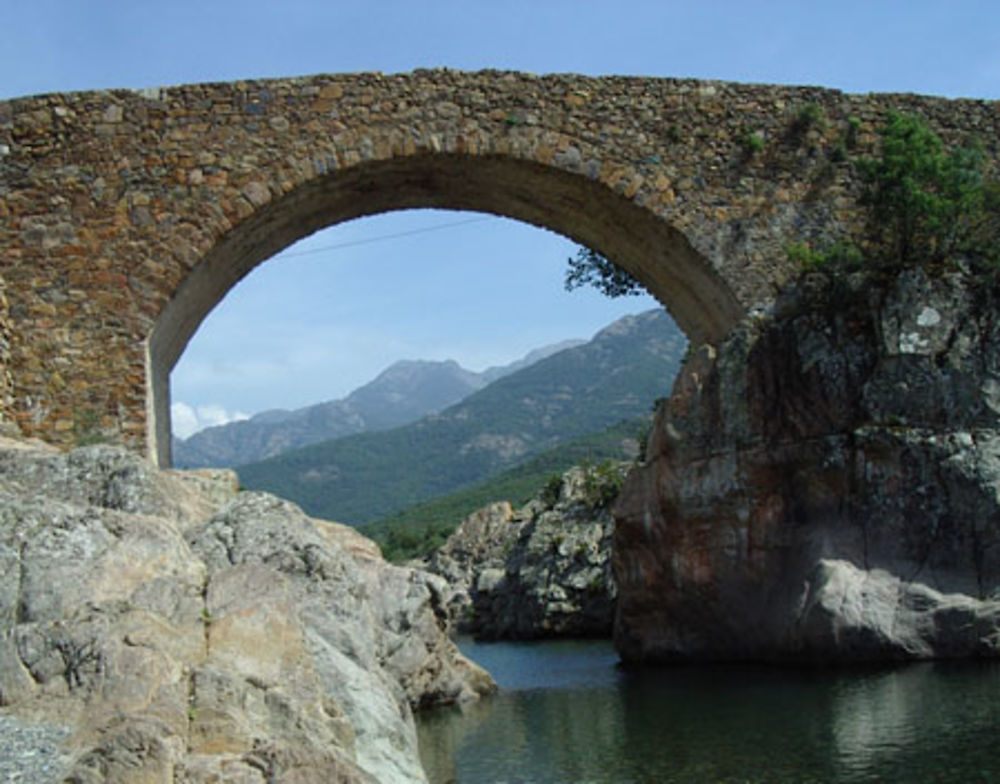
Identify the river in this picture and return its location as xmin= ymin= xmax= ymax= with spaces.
xmin=417 ymin=638 xmax=1000 ymax=784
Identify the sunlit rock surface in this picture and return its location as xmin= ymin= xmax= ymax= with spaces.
xmin=0 ymin=436 xmax=493 ymax=783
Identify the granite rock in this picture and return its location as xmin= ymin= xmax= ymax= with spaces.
xmin=426 ymin=463 xmax=622 ymax=639
xmin=614 ymin=268 xmax=1000 ymax=662
xmin=0 ymin=437 xmax=494 ymax=783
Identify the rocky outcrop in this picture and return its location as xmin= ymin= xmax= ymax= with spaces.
xmin=425 ymin=464 xmax=622 ymax=639
xmin=0 ymin=436 xmax=494 ymax=783
xmin=614 ymin=268 xmax=1000 ymax=663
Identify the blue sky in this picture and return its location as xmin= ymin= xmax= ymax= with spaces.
xmin=3 ymin=1 xmax=998 ymax=436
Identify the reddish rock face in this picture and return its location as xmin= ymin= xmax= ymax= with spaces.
xmin=613 ymin=269 xmax=1000 ymax=663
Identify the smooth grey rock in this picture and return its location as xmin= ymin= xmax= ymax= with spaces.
xmin=795 ymin=559 xmax=1000 ymax=659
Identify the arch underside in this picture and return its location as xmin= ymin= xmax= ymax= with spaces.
xmin=148 ymin=154 xmax=744 ymax=466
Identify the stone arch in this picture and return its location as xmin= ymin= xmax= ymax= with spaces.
xmin=149 ymin=152 xmax=743 ymax=466
xmin=5 ymin=71 xmax=994 ymax=459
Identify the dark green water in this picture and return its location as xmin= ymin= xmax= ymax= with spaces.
xmin=417 ymin=638 xmax=1000 ymax=784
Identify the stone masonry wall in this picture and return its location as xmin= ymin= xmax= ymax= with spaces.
xmin=0 ymin=69 xmax=997 ymax=460
xmin=0 ymin=275 xmax=12 ymax=425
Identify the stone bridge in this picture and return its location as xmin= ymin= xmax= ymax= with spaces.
xmin=0 ymin=69 xmax=996 ymax=465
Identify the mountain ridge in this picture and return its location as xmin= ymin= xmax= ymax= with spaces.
xmin=237 ymin=309 xmax=686 ymax=525
xmin=173 ymin=339 xmax=583 ymax=468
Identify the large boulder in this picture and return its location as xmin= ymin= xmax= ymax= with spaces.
xmin=614 ymin=268 xmax=1000 ymax=662
xmin=0 ymin=436 xmax=494 ymax=783
xmin=426 ymin=464 xmax=621 ymax=639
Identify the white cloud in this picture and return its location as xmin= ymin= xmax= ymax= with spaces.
xmin=171 ymin=402 xmax=249 ymax=440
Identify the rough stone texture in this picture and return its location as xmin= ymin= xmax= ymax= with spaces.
xmin=614 ymin=268 xmax=1000 ymax=662
xmin=0 ymin=70 xmax=996 ymax=462
xmin=0 ymin=281 xmax=12 ymax=425
xmin=425 ymin=464 xmax=620 ymax=639
xmin=0 ymin=437 xmax=494 ymax=783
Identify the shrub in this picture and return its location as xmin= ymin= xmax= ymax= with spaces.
xmin=787 ymin=240 xmax=864 ymax=275
xmin=742 ymin=131 xmax=765 ymax=156
xmin=581 ymin=459 xmax=627 ymax=510
xmin=636 ymin=422 xmax=651 ymax=462
xmin=550 ymin=533 xmax=565 ymax=553
xmin=72 ymin=409 xmax=107 ymax=447
xmin=789 ymin=111 xmax=1000 ymax=282
xmin=858 ymin=111 xmax=1000 ymax=271
xmin=541 ymin=473 xmax=564 ymax=506
xmin=789 ymin=102 xmax=827 ymax=138
xmin=845 ymin=116 xmax=862 ymax=150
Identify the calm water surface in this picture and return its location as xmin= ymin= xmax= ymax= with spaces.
xmin=417 ymin=638 xmax=1000 ymax=784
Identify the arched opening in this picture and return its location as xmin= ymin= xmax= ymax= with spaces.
xmin=148 ymin=154 xmax=743 ymax=467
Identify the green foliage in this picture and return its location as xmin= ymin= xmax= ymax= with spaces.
xmin=72 ymin=409 xmax=107 ymax=447
xmin=376 ymin=521 xmax=455 ymax=564
xmin=787 ymin=240 xmax=864 ymax=275
xmin=828 ymin=138 xmax=849 ymax=164
xmin=541 ymin=473 xmax=564 ymax=506
xmin=564 ymin=246 xmax=644 ymax=298
xmin=580 ymin=458 xmax=628 ymax=510
xmin=636 ymin=420 xmax=651 ymax=462
xmin=361 ymin=416 xmax=649 ymax=562
xmin=858 ymin=111 xmax=1000 ymax=270
xmin=238 ymin=313 xmax=684 ymax=526
xmin=845 ymin=116 xmax=862 ymax=150
xmin=742 ymin=131 xmax=765 ymax=155
xmin=789 ymin=102 xmax=827 ymax=138
xmin=789 ymin=111 xmax=1000 ymax=283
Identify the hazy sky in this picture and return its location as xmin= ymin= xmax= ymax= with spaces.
xmin=3 ymin=1 xmax=998 ymax=437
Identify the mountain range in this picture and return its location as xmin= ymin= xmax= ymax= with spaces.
xmin=173 ymin=340 xmax=583 ymax=468
xmin=236 ymin=309 xmax=687 ymax=525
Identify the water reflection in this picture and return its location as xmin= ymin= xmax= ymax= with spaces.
xmin=418 ymin=639 xmax=1000 ymax=783
xmin=830 ymin=663 xmax=1000 ymax=781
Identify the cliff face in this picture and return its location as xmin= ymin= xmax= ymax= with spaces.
xmin=0 ymin=436 xmax=493 ymax=783
xmin=425 ymin=464 xmax=622 ymax=640
xmin=614 ymin=268 xmax=1000 ymax=663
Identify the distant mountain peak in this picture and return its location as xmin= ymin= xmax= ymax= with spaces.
xmin=173 ymin=334 xmax=600 ymax=469
xmin=236 ymin=308 xmax=688 ymax=526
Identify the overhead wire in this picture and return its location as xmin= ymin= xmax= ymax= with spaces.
xmin=273 ymin=215 xmax=495 ymax=259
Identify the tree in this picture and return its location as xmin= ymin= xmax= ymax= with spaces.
xmin=788 ymin=111 xmax=1000 ymax=278
xmin=564 ymin=246 xmax=643 ymax=297
xmin=858 ymin=111 xmax=1000 ymax=270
